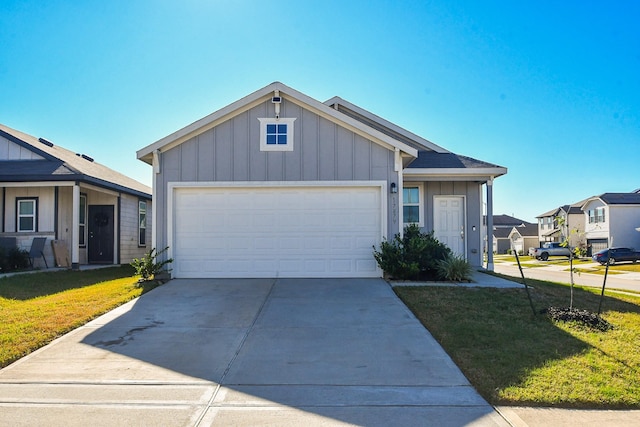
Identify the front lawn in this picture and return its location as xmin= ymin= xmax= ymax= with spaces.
xmin=395 ymin=278 xmax=640 ymax=408
xmin=0 ymin=266 xmax=157 ymax=368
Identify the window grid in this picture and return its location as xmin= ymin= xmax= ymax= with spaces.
xmin=402 ymin=185 xmax=422 ymax=226
xmin=79 ymin=194 xmax=87 ymax=247
xmin=266 ymin=123 xmax=288 ymax=145
xmin=139 ymin=200 xmax=147 ymax=246
xmin=17 ymin=198 xmax=37 ymax=232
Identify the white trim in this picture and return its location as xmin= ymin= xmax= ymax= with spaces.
xmin=402 ymin=182 xmax=424 ymax=227
xmin=136 ymin=82 xmax=418 ymax=163
xmin=166 ymin=180 xmax=388 ymax=278
xmin=404 ymin=167 xmax=507 ymax=178
xmin=17 ymin=199 xmax=37 ymax=232
xmin=324 ymin=96 xmax=450 ymax=154
xmin=433 ymin=195 xmax=467 ymax=258
xmin=0 ymin=181 xmax=76 ymax=188
xmin=258 ymin=118 xmax=296 ymax=151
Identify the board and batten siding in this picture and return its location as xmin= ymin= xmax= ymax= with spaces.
xmin=3 ymin=186 xmax=56 ymax=232
xmin=0 ymin=135 xmax=46 ymax=160
xmin=120 ymin=194 xmax=152 ymax=263
xmin=153 ymin=98 xmax=399 ymax=253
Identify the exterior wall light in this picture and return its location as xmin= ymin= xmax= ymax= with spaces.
xmin=390 ymin=182 xmax=398 ymax=193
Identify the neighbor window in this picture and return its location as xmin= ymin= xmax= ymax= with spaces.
xmin=588 ymin=207 xmax=605 ymax=223
xmin=17 ymin=198 xmax=37 ymax=232
xmin=403 ymin=184 xmax=423 ymax=227
xmin=258 ymin=118 xmax=296 ymax=151
xmin=138 ymin=200 xmax=147 ymax=246
xmin=79 ymin=194 xmax=87 ymax=246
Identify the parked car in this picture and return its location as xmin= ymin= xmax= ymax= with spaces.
xmin=531 ymin=242 xmax=573 ymax=261
xmin=592 ymin=247 xmax=640 ymax=265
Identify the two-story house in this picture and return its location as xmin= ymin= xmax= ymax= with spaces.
xmin=536 ymin=200 xmax=586 ymax=249
xmin=582 ymin=192 xmax=640 ymax=255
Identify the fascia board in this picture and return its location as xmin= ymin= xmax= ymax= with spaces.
xmin=324 ymin=96 xmax=449 ymax=154
xmin=404 ymin=166 xmax=507 ymax=177
xmin=137 ymin=83 xmax=280 ymax=163
xmin=580 ymin=197 xmax=603 ymax=210
xmin=137 ymin=82 xmax=419 ymax=164
xmin=0 ymin=128 xmax=59 ymax=162
xmin=283 ymin=90 xmax=418 ymax=158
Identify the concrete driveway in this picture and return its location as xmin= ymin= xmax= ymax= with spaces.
xmin=0 ymin=278 xmax=509 ymax=426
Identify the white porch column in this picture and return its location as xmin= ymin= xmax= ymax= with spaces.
xmin=486 ymin=178 xmax=494 ymax=271
xmin=71 ymin=183 xmax=80 ymax=269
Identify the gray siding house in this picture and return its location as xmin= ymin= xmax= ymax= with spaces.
xmin=582 ymin=193 xmax=640 ymax=254
xmin=137 ymin=82 xmax=506 ymax=278
xmin=0 ymin=124 xmax=152 ymax=269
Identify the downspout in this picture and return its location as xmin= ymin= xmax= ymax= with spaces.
xmin=1 ymin=187 xmax=5 ymax=233
xmin=152 ymin=149 xmax=160 ymax=251
xmin=394 ymin=148 xmax=403 ymax=238
xmin=54 ymin=186 xmax=59 ymax=239
xmin=116 ymin=194 xmax=121 ymax=265
xmin=486 ymin=177 xmax=494 ymax=271
xmin=71 ymin=182 xmax=80 ymax=270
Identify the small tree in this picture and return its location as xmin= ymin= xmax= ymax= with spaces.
xmin=131 ymin=247 xmax=173 ymax=282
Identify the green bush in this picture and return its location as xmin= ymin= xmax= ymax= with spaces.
xmin=130 ymin=247 xmax=173 ymax=281
xmin=0 ymin=247 xmax=30 ymax=273
xmin=436 ymin=254 xmax=473 ymax=282
xmin=373 ymin=224 xmax=452 ymax=280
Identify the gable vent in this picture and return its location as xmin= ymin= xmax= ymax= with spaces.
xmin=38 ymin=137 xmax=54 ymax=147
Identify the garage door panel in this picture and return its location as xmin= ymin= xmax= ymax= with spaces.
xmin=173 ymin=186 xmax=383 ymax=278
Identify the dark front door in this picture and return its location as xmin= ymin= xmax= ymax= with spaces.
xmin=88 ymin=205 xmax=114 ymax=264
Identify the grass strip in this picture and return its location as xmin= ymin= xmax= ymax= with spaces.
xmin=395 ymin=278 xmax=640 ymax=408
xmin=0 ymin=266 xmax=157 ymax=368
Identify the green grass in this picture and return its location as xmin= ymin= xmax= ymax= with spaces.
xmin=395 ymin=278 xmax=640 ymax=408
xmin=0 ymin=266 xmax=158 ymax=368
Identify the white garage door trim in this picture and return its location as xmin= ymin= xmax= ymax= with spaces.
xmin=167 ymin=181 xmax=388 ymax=278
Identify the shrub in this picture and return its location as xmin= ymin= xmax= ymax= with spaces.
xmin=373 ymin=224 xmax=452 ymax=280
xmin=436 ymin=254 xmax=473 ymax=282
xmin=130 ymin=247 xmax=173 ymax=282
xmin=0 ymin=247 xmax=30 ymax=273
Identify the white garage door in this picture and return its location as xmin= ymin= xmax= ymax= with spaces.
xmin=171 ymin=185 xmax=384 ymax=278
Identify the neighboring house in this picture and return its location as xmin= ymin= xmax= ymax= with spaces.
xmin=490 ymin=215 xmax=535 ymax=254
xmin=581 ymin=193 xmax=640 ymax=255
xmin=493 ymin=227 xmax=512 ymax=254
xmin=136 ymin=82 xmax=506 ymax=279
xmin=492 ymin=214 xmax=531 ymax=229
xmin=509 ymin=223 xmax=539 ymax=255
xmin=536 ymin=200 xmax=586 ymax=248
xmin=0 ymin=124 xmax=152 ymax=269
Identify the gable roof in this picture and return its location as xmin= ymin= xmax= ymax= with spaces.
xmin=0 ymin=124 xmax=151 ymax=198
xmin=137 ymin=81 xmax=419 ymax=165
xmin=583 ymin=193 xmax=640 ymax=207
xmin=492 ymin=214 xmax=533 ymax=228
xmin=323 ymin=96 xmax=449 ymax=153
xmin=536 ymin=199 xmax=586 ymax=218
xmin=136 ymin=82 xmax=507 ymax=182
xmin=493 ymin=228 xmax=512 ymax=238
xmin=510 ymin=223 xmax=539 ymax=238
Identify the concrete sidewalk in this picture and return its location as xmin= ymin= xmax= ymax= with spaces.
xmin=0 ymin=278 xmax=509 ymax=426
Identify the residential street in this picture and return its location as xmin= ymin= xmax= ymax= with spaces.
xmin=493 ymin=261 xmax=640 ymax=293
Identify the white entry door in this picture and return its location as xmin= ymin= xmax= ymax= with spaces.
xmin=433 ymin=196 xmax=465 ymax=257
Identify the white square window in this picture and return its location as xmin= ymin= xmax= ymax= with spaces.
xmin=17 ymin=198 xmax=37 ymax=232
xmin=402 ymin=183 xmax=424 ymax=227
xmin=258 ymin=118 xmax=295 ymax=151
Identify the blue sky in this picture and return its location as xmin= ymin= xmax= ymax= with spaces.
xmin=1 ymin=0 xmax=638 ymax=222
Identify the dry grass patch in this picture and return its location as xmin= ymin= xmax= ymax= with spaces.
xmin=0 ymin=266 xmax=157 ymax=368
